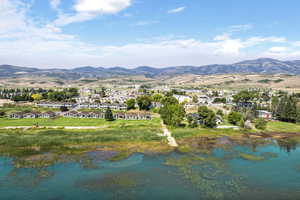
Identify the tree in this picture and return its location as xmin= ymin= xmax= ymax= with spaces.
xmin=105 ymin=107 xmax=115 ymax=121
xmin=31 ymin=93 xmax=43 ymax=101
xmin=228 ymin=111 xmax=243 ymax=125
xmin=275 ymin=95 xmax=297 ymax=123
xmin=216 ymin=110 xmax=224 ymax=117
xmin=126 ymin=99 xmax=136 ymax=110
xmin=60 ymin=106 xmax=69 ymax=112
xmin=137 ymin=95 xmax=152 ymax=111
xmin=152 ymin=94 xmax=164 ymax=102
xmin=197 ymin=106 xmax=217 ymax=128
xmin=187 ymin=115 xmax=198 ymax=128
xmin=239 ymin=118 xmax=245 ymax=128
xmin=213 ymin=98 xmax=226 ymax=104
xmin=203 ymin=112 xmax=217 ymax=128
xmin=254 ymin=118 xmax=268 ymax=130
xmin=198 ymin=106 xmax=211 ymax=120
xmin=0 ymin=111 xmax=5 ymax=117
xmin=192 ymin=95 xmax=198 ymax=103
xmin=233 ymin=90 xmax=258 ymax=103
xmin=297 ymin=107 xmax=300 ymax=124
xmin=159 ymin=104 xmax=185 ymax=127
xmin=161 ymin=96 xmax=178 ymax=105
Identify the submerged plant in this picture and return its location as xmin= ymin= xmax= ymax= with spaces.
xmin=165 ymin=154 xmax=246 ymax=200
xmin=239 ymin=153 xmax=265 ymax=161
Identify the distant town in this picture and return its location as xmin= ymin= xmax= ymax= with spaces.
xmin=1 ymin=85 xmax=299 ymax=132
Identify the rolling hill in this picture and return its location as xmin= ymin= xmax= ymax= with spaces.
xmin=1 ymin=58 xmax=300 ymax=79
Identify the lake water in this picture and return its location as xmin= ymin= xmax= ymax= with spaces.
xmin=0 ymin=138 xmax=300 ymax=200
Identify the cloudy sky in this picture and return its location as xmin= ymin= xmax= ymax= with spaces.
xmin=1 ymin=0 xmax=300 ymax=68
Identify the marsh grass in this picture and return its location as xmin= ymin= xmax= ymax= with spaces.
xmin=171 ymin=127 xmax=245 ymax=140
xmin=0 ymin=118 xmax=167 ymax=168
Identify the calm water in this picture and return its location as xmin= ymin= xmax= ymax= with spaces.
xmin=1 ymin=139 xmax=300 ymax=200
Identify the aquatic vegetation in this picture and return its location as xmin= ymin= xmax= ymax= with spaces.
xmin=109 ymin=152 xmax=132 ymax=162
xmin=165 ymin=154 xmax=246 ymax=199
xmin=177 ymin=145 xmax=193 ymax=153
xmin=75 ymin=172 xmax=140 ymax=190
xmin=239 ymin=153 xmax=265 ymax=161
xmin=104 ymin=154 xmax=144 ymax=168
xmin=6 ymin=168 xmax=54 ymax=188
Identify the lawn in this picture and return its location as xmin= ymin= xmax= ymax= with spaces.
xmin=265 ymin=121 xmax=300 ymax=133
xmin=0 ymin=117 xmax=161 ymax=127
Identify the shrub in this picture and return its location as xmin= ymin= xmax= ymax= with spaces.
xmin=254 ymin=118 xmax=268 ymax=130
xmin=228 ymin=111 xmax=243 ymax=125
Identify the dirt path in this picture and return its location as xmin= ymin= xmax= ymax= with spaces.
xmin=160 ymin=122 xmax=178 ymax=147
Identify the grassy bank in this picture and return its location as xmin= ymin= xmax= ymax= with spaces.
xmin=171 ymin=127 xmax=245 ymax=140
xmin=0 ymin=118 xmax=171 ymax=158
xmin=264 ymin=121 xmax=300 ymax=133
xmin=0 ymin=117 xmax=160 ymax=127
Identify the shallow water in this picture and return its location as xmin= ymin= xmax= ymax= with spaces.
xmin=1 ymin=139 xmax=300 ymax=200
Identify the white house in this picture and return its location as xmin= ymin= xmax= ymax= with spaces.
xmin=257 ymin=110 xmax=273 ymax=120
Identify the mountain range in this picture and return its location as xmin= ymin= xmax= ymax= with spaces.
xmin=1 ymin=58 xmax=300 ymax=79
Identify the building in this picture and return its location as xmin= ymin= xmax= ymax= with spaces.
xmin=173 ymin=95 xmax=192 ymax=103
xmin=9 ymin=111 xmax=55 ymax=119
xmin=257 ymin=110 xmax=273 ymax=120
xmin=40 ymin=111 xmax=56 ymax=118
xmin=36 ymin=102 xmax=75 ymax=108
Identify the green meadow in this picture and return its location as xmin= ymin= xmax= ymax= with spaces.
xmin=0 ymin=117 xmax=160 ymax=127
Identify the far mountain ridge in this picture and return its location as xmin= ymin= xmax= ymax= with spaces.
xmin=1 ymin=58 xmax=300 ymax=79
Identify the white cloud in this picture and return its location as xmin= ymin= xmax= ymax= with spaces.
xmin=168 ymin=6 xmax=186 ymax=14
xmin=269 ymin=46 xmax=288 ymax=53
xmin=243 ymin=36 xmax=286 ymax=47
xmin=75 ymin=0 xmax=132 ymax=14
xmin=1 ymin=0 xmax=300 ymax=68
xmin=53 ymin=0 xmax=132 ymax=26
xmin=214 ymin=34 xmax=231 ymax=41
xmin=294 ymin=41 xmax=300 ymax=47
xmin=50 ymin=0 xmax=61 ymax=10
xmin=134 ymin=20 xmax=159 ymax=26
xmin=229 ymin=24 xmax=253 ymax=32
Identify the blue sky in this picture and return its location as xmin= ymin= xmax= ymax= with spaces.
xmin=0 ymin=0 xmax=300 ymax=68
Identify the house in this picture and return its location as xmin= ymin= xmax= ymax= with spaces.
xmin=9 ymin=112 xmax=24 ymax=119
xmin=257 ymin=110 xmax=273 ymax=120
xmin=173 ymin=95 xmax=192 ymax=103
xmin=90 ymin=112 xmax=105 ymax=119
xmin=64 ymin=111 xmax=79 ymax=118
xmin=184 ymin=103 xmax=199 ymax=110
xmin=114 ymin=112 xmax=125 ymax=120
xmin=36 ymin=102 xmax=75 ymax=108
xmin=40 ymin=111 xmax=56 ymax=118
xmin=23 ymin=112 xmax=40 ymax=118
xmin=236 ymin=102 xmax=253 ymax=108
xmin=198 ymin=95 xmax=211 ymax=104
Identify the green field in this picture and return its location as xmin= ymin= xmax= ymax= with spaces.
xmin=0 ymin=117 xmax=160 ymax=127
xmin=265 ymin=121 xmax=300 ymax=133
